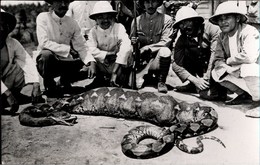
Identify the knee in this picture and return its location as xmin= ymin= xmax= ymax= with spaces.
xmin=158 ymin=47 xmax=171 ymax=58
xmin=37 ymin=50 xmax=54 ymax=63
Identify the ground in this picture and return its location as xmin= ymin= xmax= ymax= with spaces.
xmin=1 ymin=68 xmax=259 ymax=165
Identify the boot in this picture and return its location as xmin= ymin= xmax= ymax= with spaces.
xmin=158 ymin=56 xmax=171 ymax=93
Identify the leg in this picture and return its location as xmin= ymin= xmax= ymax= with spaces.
xmin=150 ymin=47 xmax=171 ymax=93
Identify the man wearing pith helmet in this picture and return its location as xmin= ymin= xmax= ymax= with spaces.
xmin=171 ymin=6 xmax=224 ymax=100
xmin=130 ymin=0 xmax=174 ymax=93
xmin=36 ymin=0 xmax=96 ymax=98
xmin=86 ymin=1 xmax=132 ymax=88
xmin=209 ymin=1 xmax=260 ymax=112
xmin=1 ymin=9 xmax=43 ymax=114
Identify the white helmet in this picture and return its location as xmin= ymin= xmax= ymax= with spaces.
xmin=89 ymin=1 xmax=117 ymax=20
xmin=209 ymin=1 xmax=247 ymax=25
xmin=173 ymin=6 xmax=204 ymax=28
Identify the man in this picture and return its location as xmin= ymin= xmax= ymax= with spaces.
xmin=209 ymin=1 xmax=259 ymax=107
xmin=131 ymin=0 xmax=174 ymax=93
xmin=66 ymin=1 xmax=99 ymax=40
xmin=1 ymin=9 xmax=43 ymax=114
xmin=36 ymin=0 xmax=96 ymax=97
xmin=171 ymin=6 xmax=225 ymax=100
xmin=87 ymin=1 xmax=132 ymax=87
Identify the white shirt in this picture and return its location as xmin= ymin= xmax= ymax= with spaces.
xmin=87 ymin=23 xmax=132 ymax=65
xmin=66 ymin=1 xmax=98 ymax=36
xmin=36 ymin=11 xmax=95 ymax=65
xmin=1 ymin=37 xmax=39 ymax=94
xmin=228 ymin=30 xmax=239 ymax=59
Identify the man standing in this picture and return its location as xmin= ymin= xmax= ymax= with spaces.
xmin=66 ymin=1 xmax=99 ymax=40
xmin=36 ymin=0 xmax=96 ymax=97
xmin=1 ymin=9 xmax=42 ymax=114
xmin=209 ymin=1 xmax=259 ymax=106
xmin=131 ymin=0 xmax=174 ymax=93
xmin=171 ymin=6 xmax=224 ymax=100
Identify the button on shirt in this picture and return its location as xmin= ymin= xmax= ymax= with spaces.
xmin=36 ymin=11 xmax=95 ymax=65
xmin=87 ymin=23 xmax=132 ymax=65
xmin=66 ymin=1 xmax=97 ymax=36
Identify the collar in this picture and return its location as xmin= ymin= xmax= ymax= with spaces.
xmin=145 ymin=11 xmax=159 ymax=19
xmin=96 ymin=22 xmax=114 ymax=33
xmin=51 ymin=10 xmax=66 ymax=22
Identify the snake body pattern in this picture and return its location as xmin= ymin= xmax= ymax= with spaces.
xmin=19 ymin=87 xmax=225 ymax=158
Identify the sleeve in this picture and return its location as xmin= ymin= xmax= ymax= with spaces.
xmin=204 ymin=22 xmax=221 ymax=79
xmin=172 ymin=35 xmax=192 ymax=82
xmin=226 ymin=27 xmax=259 ymax=65
xmin=146 ymin=15 xmax=174 ymax=53
xmin=115 ymin=24 xmax=132 ymax=65
xmin=36 ymin=13 xmax=70 ymax=58
xmin=1 ymin=81 xmax=8 ymax=94
xmin=13 ymin=39 xmax=40 ymax=84
xmin=70 ymin=20 xmax=95 ymax=65
xmin=86 ymin=27 xmax=107 ymax=63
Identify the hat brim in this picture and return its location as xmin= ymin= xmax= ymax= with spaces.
xmin=89 ymin=11 xmax=117 ymax=20
xmin=173 ymin=16 xmax=204 ymax=28
xmin=1 ymin=11 xmax=17 ymax=33
xmin=209 ymin=13 xmax=247 ymax=25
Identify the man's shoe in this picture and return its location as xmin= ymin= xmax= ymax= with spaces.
xmin=158 ymin=82 xmax=168 ymax=93
xmin=175 ymin=83 xmax=197 ymax=93
xmin=225 ymin=92 xmax=252 ymax=105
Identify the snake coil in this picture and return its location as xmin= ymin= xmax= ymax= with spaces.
xmin=19 ymin=87 xmax=225 ymax=158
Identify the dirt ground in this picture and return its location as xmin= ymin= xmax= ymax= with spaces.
xmin=1 ymin=70 xmax=259 ymax=165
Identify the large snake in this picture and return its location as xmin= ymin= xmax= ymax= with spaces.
xmin=19 ymin=87 xmax=225 ymax=158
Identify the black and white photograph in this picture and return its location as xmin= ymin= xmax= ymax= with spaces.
xmin=1 ymin=0 xmax=259 ymax=164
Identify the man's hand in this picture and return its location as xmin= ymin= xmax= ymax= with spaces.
xmin=81 ymin=61 xmax=96 ymax=79
xmin=140 ymin=46 xmax=150 ymax=55
xmin=31 ymin=83 xmax=43 ymax=104
xmin=189 ymin=75 xmax=210 ymax=91
xmin=4 ymin=90 xmax=19 ymax=113
xmin=110 ymin=63 xmax=121 ymax=87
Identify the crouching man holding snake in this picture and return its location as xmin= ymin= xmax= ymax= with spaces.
xmin=19 ymin=87 xmax=225 ymax=158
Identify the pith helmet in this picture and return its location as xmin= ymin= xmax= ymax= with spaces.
xmin=173 ymin=6 xmax=204 ymax=28
xmin=0 ymin=9 xmax=17 ymax=33
xmin=89 ymin=1 xmax=117 ymax=20
xmin=209 ymin=1 xmax=247 ymax=25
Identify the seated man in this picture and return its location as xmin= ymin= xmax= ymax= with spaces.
xmin=36 ymin=0 xmax=96 ymax=97
xmin=131 ymin=0 xmax=174 ymax=93
xmin=87 ymin=1 xmax=132 ymax=87
xmin=172 ymin=6 xmax=225 ymax=100
xmin=1 ymin=9 xmax=42 ymax=114
xmin=209 ymin=1 xmax=259 ymax=105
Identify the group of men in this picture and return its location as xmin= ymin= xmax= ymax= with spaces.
xmin=1 ymin=0 xmax=259 ymax=117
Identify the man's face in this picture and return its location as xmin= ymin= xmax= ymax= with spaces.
xmin=217 ymin=14 xmax=239 ymax=36
xmin=52 ymin=0 xmax=70 ymax=18
xmin=144 ymin=0 xmax=160 ymax=15
xmin=179 ymin=19 xmax=196 ymax=36
xmin=95 ymin=13 xmax=114 ymax=30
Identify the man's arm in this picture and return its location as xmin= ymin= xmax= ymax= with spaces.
xmin=226 ymin=26 xmax=259 ymax=65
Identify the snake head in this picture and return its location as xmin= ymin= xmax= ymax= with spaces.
xmin=47 ymin=110 xmax=77 ymax=126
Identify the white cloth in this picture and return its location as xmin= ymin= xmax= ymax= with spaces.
xmin=66 ymin=1 xmax=98 ymax=36
xmin=87 ymin=23 xmax=131 ymax=65
xmin=228 ymin=30 xmax=238 ymax=58
xmin=36 ymin=11 xmax=95 ymax=65
xmin=1 ymin=37 xmax=39 ymax=94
